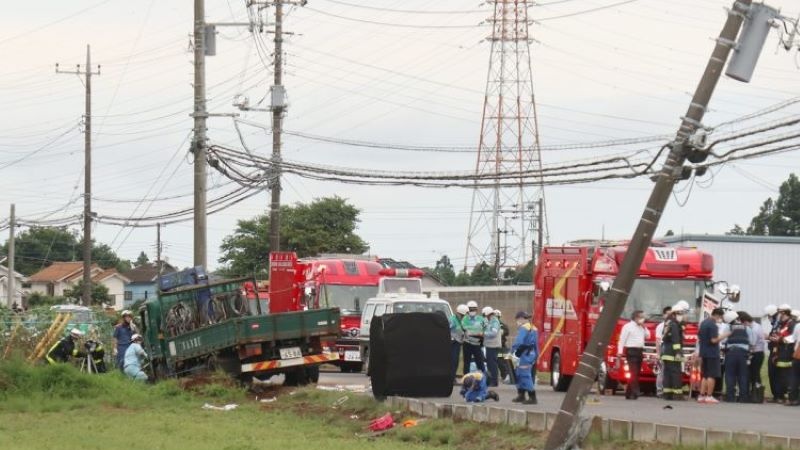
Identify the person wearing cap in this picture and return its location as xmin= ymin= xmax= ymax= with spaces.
xmin=113 ymin=310 xmax=137 ymax=371
xmin=744 ymin=311 xmax=766 ymax=402
xmin=461 ymin=301 xmax=486 ymax=375
xmin=654 ymin=305 xmax=672 ymax=398
xmin=123 ymin=334 xmax=149 ymax=382
xmin=511 ymin=311 xmax=539 ymax=404
xmin=769 ymin=304 xmax=796 ymax=403
xmin=495 ymin=309 xmax=513 ymax=384
xmin=617 ymin=310 xmax=650 ymax=400
xmin=764 ymin=304 xmax=780 ymax=402
xmin=46 ymin=328 xmax=87 ymax=365
xmin=459 ymin=370 xmax=499 ymax=403
xmin=661 ymin=303 xmax=690 ymax=401
xmin=450 ymin=304 xmax=468 ymax=381
xmin=697 ymin=308 xmax=730 ymax=403
xmin=723 ymin=310 xmax=753 ymax=403
xmin=482 ymin=306 xmax=501 ymax=387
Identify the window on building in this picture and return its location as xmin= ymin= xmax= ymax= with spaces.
xmin=124 ymin=291 xmax=133 ymax=301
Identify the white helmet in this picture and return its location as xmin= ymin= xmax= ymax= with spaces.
xmin=456 ymin=304 xmax=469 ymax=315
xmin=723 ymin=310 xmax=738 ymax=324
xmin=130 ymin=333 xmax=143 ymax=343
xmin=481 ymin=306 xmax=494 ymax=316
xmin=493 ymin=309 xmax=502 ymax=318
xmin=764 ymin=304 xmax=778 ymax=316
xmin=121 ymin=309 xmax=133 ymax=317
xmin=466 ymin=300 xmax=478 ymax=309
xmin=69 ymin=328 xmax=84 ymax=338
xmin=673 ymin=300 xmax=690 ymax=313
xmin=792 ymin=309 xmax=800 ymax=320
xmin=778 ymin=303 xmax=792 ymax=313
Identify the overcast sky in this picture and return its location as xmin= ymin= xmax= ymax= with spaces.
xmin=1 ymin=0 xmax=799 ymax=272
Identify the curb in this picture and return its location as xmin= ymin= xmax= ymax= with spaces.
xmin=386 ymin=396 xmax=799 ymax=449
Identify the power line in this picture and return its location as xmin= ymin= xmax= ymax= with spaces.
xmin=537 ymin=0 xmax=640 ymax=21
xmin=318 ymin=0 xmax=484 ymax=15
xmin=304 ymin=7 xmax=481 ymax=29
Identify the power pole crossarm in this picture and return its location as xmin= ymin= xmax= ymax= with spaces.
xmin=56 ymin=45 xmax=99 ymax=307
xmin=544 ymin=2 xmax=754 ymax=449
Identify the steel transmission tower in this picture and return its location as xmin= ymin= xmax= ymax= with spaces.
xmin=464 ymin=0 xmax=547 ymax=279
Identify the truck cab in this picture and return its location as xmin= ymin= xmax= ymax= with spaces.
xmin=358 ymin=270 xmax=453 ymax=368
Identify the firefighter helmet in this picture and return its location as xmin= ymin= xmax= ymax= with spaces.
xmin=778 ymin=303 xmax=792 ymax=313
xmin=466 ymin=300 xmax=479 ymax=309
xmin=764 ymin=304 xmax=778 ymax=316
xmin=481 ymin=306 xmax=494 ymax=316
xmin=673 ymin=300 xmax=690 ymax=312
xmin=792 ymin=309 xmax=800 ymax=320
xmin=493 ymin=309 xmax=502 ymax=318
xmin=456 ymin=304 xmax=469 ymax=315
xmin=130 ymin=333 xmax=143 ymax=343
xmin=69 ymin=328 xmax=84 ymax=338
xmin=723 ymin=310 xmax=738 ymax=324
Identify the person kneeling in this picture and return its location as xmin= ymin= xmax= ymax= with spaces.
xmin=123 ymin=334 xmax=149 ymax=382
xmin=460 ymin=371 xmax=499 ymax=402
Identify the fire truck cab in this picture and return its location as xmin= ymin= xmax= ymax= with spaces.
xmin=533 ymin=242 xmax=714 ymax=394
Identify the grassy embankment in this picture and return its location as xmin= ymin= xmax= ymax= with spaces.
xmin=0 ymin=360 xmax=766 ymax=450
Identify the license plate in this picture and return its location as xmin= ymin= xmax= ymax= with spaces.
xmin=279 ymin=347 xmax=303 ymax=359
xmin=344 ymin=350 xmax=361 ymax=362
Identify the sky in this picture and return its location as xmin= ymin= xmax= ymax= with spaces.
xmin=1 ymin=0 xmax=799 ymax=273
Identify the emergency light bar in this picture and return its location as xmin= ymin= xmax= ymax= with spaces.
xmin=378 ymin=268 xmax=424 ymax=278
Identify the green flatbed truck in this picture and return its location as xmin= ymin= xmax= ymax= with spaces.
xmin=138 ymin=277 xmax=340 ymax=384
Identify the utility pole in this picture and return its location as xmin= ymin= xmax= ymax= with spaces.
xmin=268 ymin=0 xmax=286 ymax=253
xmin=544 ymin=1 xmax=757 ymax=448
xmin=193 ymin=0 xmax=208 ymax=269
xmin=57 ymin=45 xmax=99 ymax=307
xmin=156 ymin=222 xmax=163 ymax=275
xmin=7 ymin=204 xmax=14 ymax=309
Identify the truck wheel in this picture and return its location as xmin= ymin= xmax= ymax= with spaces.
xmin=283 ymin=368 xmax=310 ymax=386
xmin=340 ymin=362 xmax=363 ymax=373
xmin=306 ymin=366 xmax=320 ymax=383
xmin=551 ymin=351 xmax=571 ymax=392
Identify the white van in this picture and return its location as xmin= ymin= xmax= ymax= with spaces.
xmin=358 ymin=276 xmax=452 ymax=369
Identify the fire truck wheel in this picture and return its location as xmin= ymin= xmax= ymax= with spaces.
xmin=550 ymin=351 xmax=571 ymax=392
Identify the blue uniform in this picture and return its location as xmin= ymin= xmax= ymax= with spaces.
xmin=113 ymin=323 xmax=134 ymax=369
xmin=449 ymin=314 xmax=464 ymax=377
xmin=460 ymin=371 xmax=489 ymax=402
xmin=123 ymin=342 xmax=148 ymax=382
xmin=512 ymin=323 xmax=539 ymax=392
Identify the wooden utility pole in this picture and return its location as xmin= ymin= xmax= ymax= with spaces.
xmin=57 ymin=45 xmax=99 ymax=306
xmin=7 ymin=204 xmax=14 ymax=309
xmin=544 ymin=2 xmax=753 ymax=448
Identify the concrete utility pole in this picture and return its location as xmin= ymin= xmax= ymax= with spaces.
xmin=193 ymin=0 xmax=208 ymax=269
xmin=268 ymin=0 xmax=286 ymax=253
xmin=7 ymin=204 xmax=14 ymax=309
xmin=544 ymin=1 xmax=754 ymax=448
xmin=57 ymin=45 xmax=99 ymax=306
xmin=156 ymin=222 xmax=163 ymax=275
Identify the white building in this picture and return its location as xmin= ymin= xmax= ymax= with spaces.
xmin=28 ymin=262 xmax=131 ymax=310
xmin=0 ymin=264 xmax=27 ymax=307
xmin=660 ymin=234 xmax=800 ymax=316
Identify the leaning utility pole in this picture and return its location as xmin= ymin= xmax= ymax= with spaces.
xmin=57 ymin=45 xmax=99 ymax=306
xmin=7 ymin=204 xmax=14 ymax=309
xmin=545 ymin=1 xmax=761 ymax=448
xmin=193 ymin=0 xmax=208 ymax=269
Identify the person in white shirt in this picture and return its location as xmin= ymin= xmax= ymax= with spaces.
xmin=618 ymin=310 xmax=651 ymax=400
xmin=654 ymin=306 xmax=671 ymax=397
xmin=744 ymin=313 xmax=766 ymax=401
xmin=788 ymin=321 xmax=800 ymax=406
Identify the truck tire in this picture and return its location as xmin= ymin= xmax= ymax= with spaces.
xmin=306 ymin=366 xmax=320 ymax=383
xmin=283 ymin=368 xmax=310 ymax=386
xmin=340 ymin=362 xmax=363 ymax=373
xmin=551 ymin=351 xmax=571 ymax=392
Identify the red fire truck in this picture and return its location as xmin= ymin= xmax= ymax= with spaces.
xmin=268 ymin=252 xmax=383 ymax=372
xmin=533 ymin=242 xmax=715 ymax=394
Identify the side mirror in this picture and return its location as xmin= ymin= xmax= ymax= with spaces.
xmin=728 ymin=284 xmax=741 ymax=303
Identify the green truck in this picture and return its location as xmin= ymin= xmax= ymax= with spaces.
xmin=138 ymin=276 xmax=340 ymax=384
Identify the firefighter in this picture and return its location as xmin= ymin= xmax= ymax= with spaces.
xmin=483 ymin=306 xmax=502 ymax=387
xmin=450 ymin=304 xmax=468 ymax=380
xmin=113 ymin=310 xmax=137 ymax=371
xmin=655 ymin=305 xmax=671 ymax=398
xmin=787 ymin=314 xmax=800 ymax=407
xmin=123 ymin=334 xmax=149 ymax=382
xmin=460 ymin=371 xmax=499 ymax=403
xmin=83 ymin=339 xmax=107 ymax=373
xmin=765 ymin=304 xmax=781 ymax=402
xmin=511 ymin=311 xmax=539 ymax=405
xmin=769 ymin=305 xmax=796 ymax=403
xmin=495 ymin=309 xmax=513 ymax=383
xmin=46 ymin=328 xmax=86 ymax=364
xmin=661 ymin=302 xmax=688 ymax=401
xmin=461 ymin=301 xmax=486 ymax=375
xmin=723 ymin=310 xmax=752 ymax=403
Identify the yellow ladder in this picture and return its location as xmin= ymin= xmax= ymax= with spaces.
xmin=28 ymin=313 xmax=72 ymax=362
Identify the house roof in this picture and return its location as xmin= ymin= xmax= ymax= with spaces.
xmin=28 ymin=261 xmax=85 ymax=282
xmin=122 ymin=262 xmax=176 ymax=284
xmin=92 ymin=268 xmax=131 ymax=284
xmin=0 ymin=264 xmax=26 ymax=281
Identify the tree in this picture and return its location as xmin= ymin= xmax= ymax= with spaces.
xmin=431 ymin=255 xmax=456 ymax=286
xmin=727 ymin=224 xmax=746 ymax=236
xmin=63 ymin=280 xmax=110 ymax=305
xmin=733 ymin=174 xmax=800 ymax=236
xmin=135 ymin=251 xmax=150 ymax=267
xmin=1 ymin=226 xmax=132 ymax=276
xmin=470 ymin=261 xmax=496 ymax=286
xmin=452 ymin=270 xmax=472 ymax=286
xmin=218 ymin=197 xmax=368 ymax=278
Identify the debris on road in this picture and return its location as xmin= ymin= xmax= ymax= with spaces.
xmin=258 ymin=397 xmax=277 ymax=403
xmin=332 ymin=395 xmax=349 ymax=408
xmin=368 ymin=413 xmax=395 ymax=432
xmin=316 ymin=384 xmax=369 ymax=393
xmin=202 ymin=403 xmax=239 ymax=411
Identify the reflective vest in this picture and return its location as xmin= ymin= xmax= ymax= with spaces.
xmin=660 ymin=319 xmax=684 ymax=362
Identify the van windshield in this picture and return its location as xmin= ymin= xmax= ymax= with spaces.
xmin=392 ymin=302 xmax=451 ymax=316
xmin=320 ymin=284 xmax=378 ymax=313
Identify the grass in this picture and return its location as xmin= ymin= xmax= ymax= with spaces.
xmin=0 ymin=360 xmax=770 ymax=450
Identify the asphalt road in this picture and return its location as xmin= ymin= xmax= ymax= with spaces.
xmin=317 ymin=370 xmax=799 ymax=437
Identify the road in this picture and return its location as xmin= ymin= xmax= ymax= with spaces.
xmin=317 ymin=370 xmax=799 ymax=437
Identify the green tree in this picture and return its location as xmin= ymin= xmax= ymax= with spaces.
xmin=135 ymin=251 xmax=150 ymax=267
xmin=63 ymin=280 xmax=110 ymax=305
xmin=218 ymin=196 xmax=368 ymax=278
xmin=470 ymin=261 xmax=496 ymax=286
xmin=452 ymin=270 xmax=472 ymax=286
xmin=431 ymin=255 xmax=456 ymax=286
xmin=733 ymin=174 xmax=800 ymax=236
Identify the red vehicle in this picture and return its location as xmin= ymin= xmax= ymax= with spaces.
xmin=268 ymin=252 xmax=383 ymax=372
xmin=533 ymin=242 xmax=714 ymax=394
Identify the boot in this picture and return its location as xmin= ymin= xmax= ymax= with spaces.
xmin=523 ymin=391 xmax=538 ymax=405
xmin=512 ymin=389 xmax=526 ymax=403
xmin=487 ymin=390 xmax=500 ymax=402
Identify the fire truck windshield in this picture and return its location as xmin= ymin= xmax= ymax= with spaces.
xmin=617 ymin=278 xmax=709 ymax=322
xmin=320 ymin=284 xmax=378 ymax=313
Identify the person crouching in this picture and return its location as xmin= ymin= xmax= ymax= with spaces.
xmin=460 ymin=371 xmax=499 ymax=402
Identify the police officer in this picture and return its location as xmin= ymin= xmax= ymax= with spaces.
xmin=661 ymin=302 xmax=687 ymax=401
xmin=770 ymin=304 xmax=796 ymax=403
xmin=46 ymin=328 xmax=86 ymax=364
xmin=461 ymin=301 xmax=486 ymax=375
xmin=460 ymin=371 xmax=499 ymax=403
xmin=483 ymin=306 xmax=502 ymax=387
xmin=723 ymin=310 xmax=753 ymax=403
xmin=450 ymin=304 xmax=468 ymax=381
xmin=511 ymin=311 xmax=539 ymax=405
